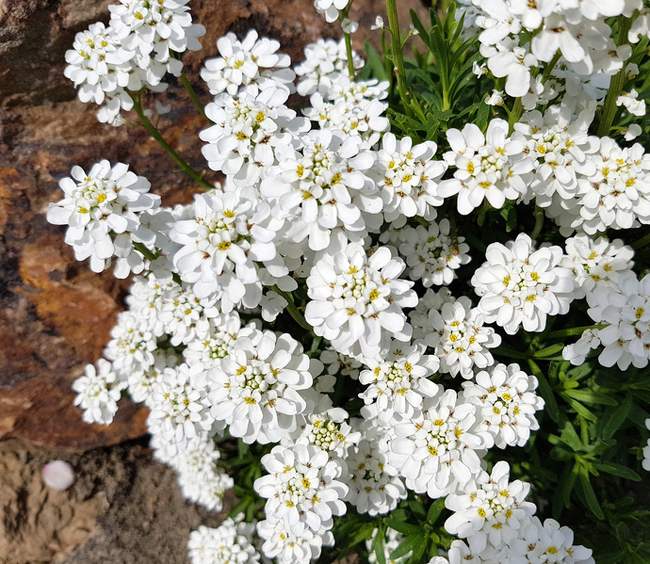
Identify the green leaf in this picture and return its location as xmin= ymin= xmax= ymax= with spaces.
xmin=384 ymin=518 xmax=421 ymax=536
xmin=601 ymin=396 xmax=633 ymax=439
xmin=390 ymin=535 xmax=421 ymax=560
xmin=577 ymin=471 xmax=605 ymax=520
xmin=372 ymin=527 xmax=387 ymax=564
xmin=529 ymin=360 xmax=562 ymax=424
xmin=426 ymin=499 xmax=445 ymax=525
xmin=559 ymin=421 xmax=584 ymax=451
xmin=534 ymin=342 xmax=566 ymax=358
xmin=595 ymin=462 xmax=641 ymax=481
xmin=347 ymin=523 xmax=376 ymax=548
xmin=553 ymin=462 xmax=578 ymax=516
xmin=563 ymin=389 xmax=618 ymax=406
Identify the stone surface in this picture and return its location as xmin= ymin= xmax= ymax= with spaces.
xmin=0 ymin=0 xmax=423 ymax=449
xmin=0 ymin=438 xmax=228 ymax=563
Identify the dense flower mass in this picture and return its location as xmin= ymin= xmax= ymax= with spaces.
xmin=50 ymin=0 xmax=650 ymax=562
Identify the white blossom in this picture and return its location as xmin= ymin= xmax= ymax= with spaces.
xmin=462 ymin=363 xmax=544 ymax=448
xmin=188 ymin=517 xmax=260 ymax=564
xmin=46 ymin=160 xmax=160 ymax=275
xmin=72 ymin=359 xmax=126 ymax=425
xmin=438 ymin=119 xmax=534 ymax=214
xmin=201 ymin=29 xmax=294 ymax=96
xmin=305 ymin=244 xmax=417 ymax=359
xmin=254 ymin=443 xmax=348 ymax=533
xmin=208 ymin=329 xmax=317 ymax=444
xmin=387 ymin=389 xmax=491 ymax=498
xmin=419 ymin=291 xmax=501 ymax=379
xmin=444 ymin=461 xmax=536 ymax=554
xmin=359 ymin=342 xmax=439 ymax=423
xmin=471 ymin=233 xmax=575 ymax=334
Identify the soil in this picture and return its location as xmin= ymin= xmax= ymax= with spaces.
xmin=0 ymin=438 xmax=231 ymax=564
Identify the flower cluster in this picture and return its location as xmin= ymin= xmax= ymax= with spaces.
xmin=49 ymin=0 xmax=650 ymax=562
xmin=65 ymin=0 xmax=205 ymax=124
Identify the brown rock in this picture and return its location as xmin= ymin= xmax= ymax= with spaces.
xmin=0 ymin=0 xmax=424 ymax=449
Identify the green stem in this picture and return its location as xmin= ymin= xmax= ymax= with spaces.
xmin=531 ymin=206 xmax=545 ymax=240
xmin=179 ymin=73 xmax=205 ymax=116
xmin=546 ymin=324 xmax=605 ymax=339
xmin=386 ymin=0 xmax=410 ymax=110
xmin=344 ymin=32 xmax=356 ymax=78
xmin=273 ymin=287 xmax=313 ymax=333
xmin=131 ymin=94 xmax=214 ymax=190
xmin=596 ymin=17 xmax=632 ymax=136
xmin=541 ymin=50 xmax=562 ymax=83
xmin=508 ymin=97 xmax=523 ymax=132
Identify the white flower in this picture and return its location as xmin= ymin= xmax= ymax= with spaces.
xmin=147 ymin=363 xmax=214 ymax=448
xmin=171 ymin=189 xmax=289 ymax=309
xmin=109 ymin=0 xmax=205 ymax=83
xmin=73 ymin=359 xmax=126 ymax=424
xmin=484 ymin=41 xmax=537 ymax=98
xmin=345 ymin=437 xmax=407 ymax=516
xmin=462 ymin=363 xmax=544 ymax=448
xmin=200 ymin=87 xmax=308 ymax=185
xmin=509 ymin=516 xmax=595 ymax=563
xmin=127 ymin=348 xmax=179 ymax=404
xmin=159 ymin=285 xmax=219 ymax=346
xmin=254 ymin=443 xmax=348 ymax=533
xmin=104 ymin=311 xmax=157 ymax=376
xmin=170 ymin=437 xmax=233 ymax=512
xmin=295 ymin=38 xmax=363 ymax=97
xmin=305 ymin=244 xmax=417 ymax=359
xmin=569 ymin=138 xmax=650 ymax=234
xmin=201 ymin=29 xmax=294 ymax=96
xmin=257 ymin=519 xmax=325 ymax=564
xmin=46 ymin=160 xmax=160 ymax=275
xmin=63 ymin=22 xmax=133 ymax=108
xmin=625 ymin=123 xmax=643 ymax=141
xmin=375 ymin=133 xmax=447 ymax=225
xmin=370 ymin=16 xmax=385 ymax=30
xmin=438 ymin=119 xmax=534 ymax=215
xmin=183 ymin=311 xmax=253 ymax=369
xmin=261 ymin=129 xmax=380 ymax=251
xmin=444 ymin=461 xmax=536 ymax=554
xmin=420 ymin=291 xmax=501 ymax=379
xmin=208 ymin=329 xmax=317 ymax=444
xmin=387 ymin=389 xmax=490 ymax=498
xmin=563 ymin=234 xmax=634 ymax=298
xmin=320 ymin=348 xmax=362 ymax=380
xmin=567 ymin=272 xmax=650 ymax=370
xmin=562 ymin=328 xmax=602 ymax=366
xmin=359 ymin=342 xmax=439 ymax=422
xmin=515 ymin=101 xmax=599 ymax=208
xmin=304 ymin=77 xmax=389 ymax=146
xmin=296 ymin=407 xmax=361 ymax=458
xmin=617 ymin=89 xmax=647 ymax=116
xmin=471 ymin=233 xmax=575 ymax=334
xmin=314 ymin=0 xmax=350 ymax=23
xmin=394 ymin=220 xmax=471 ymax=287
xmin=188 ymin=517 xmax=260 ymax=564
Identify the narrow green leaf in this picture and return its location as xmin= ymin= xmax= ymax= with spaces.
xmin=390 ymin=535 xmax=420 ymax=560
xmin=426 ymin=498 xmax=445 ymax=525
xmin=595 ymin=462 xmax=642 ymax=482
xmin=577 ymin=471 xmax=605 ymax=519
xmin=602 ymin=396 xmax=633 ymax=439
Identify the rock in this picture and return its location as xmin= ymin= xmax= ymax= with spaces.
xmin=0 ymin=0 xmax=423 ymax=450
xmin=0 ymin=438 xmax=228 ymax=563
